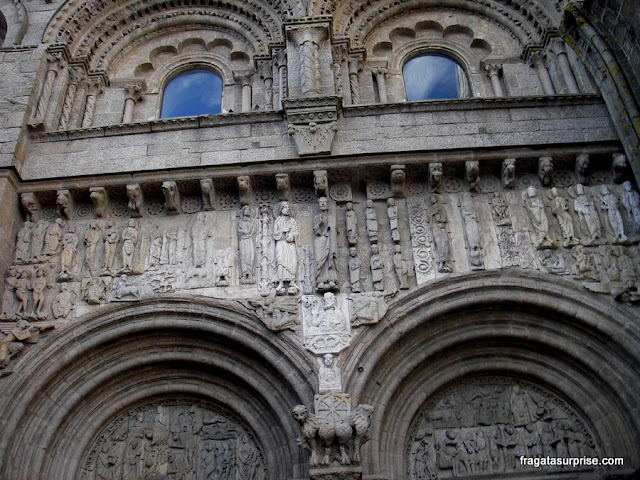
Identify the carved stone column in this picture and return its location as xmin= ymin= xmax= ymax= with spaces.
xmin=348 ymin=55 xmax=363 ymax=105
xmin=81 ymin=78 xmax=103 ymax=128
xmin=235 ymin=71 xmax=254 ymax=112
xmin=33 ymin=51 xmax=64 ymax=123
xmin=122 ymin=83 xmax=144 ymax=123
xmin=372 ymin=67 xmax=388 ymax=103
xmin=530 ymin=52 xmax=556 ymax=95
xmin=274 ymin=48 xmax=288 ymax=110
xmin=285 ymin=19 xmax=331 ymax=97
xmin=58 ymin=66 xmax=84 ymax=130
xmin=484 ymin=63 xmax=504 ymax=97
xmin=550 ymin=37 xmax=579 ymax=94
xmin=257 ymin=58 xmax=274 ymax=110
xmin=68 ymin=77 xmax=88 ymax=129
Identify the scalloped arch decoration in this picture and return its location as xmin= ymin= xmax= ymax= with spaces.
xmin=367 ymin=18 xmax=494 ymax=66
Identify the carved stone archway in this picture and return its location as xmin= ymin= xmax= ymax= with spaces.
xmin=0 ymin=297 xmax=316 ymax=480
xmin=341 ymin=270 xmax=640 ymax=479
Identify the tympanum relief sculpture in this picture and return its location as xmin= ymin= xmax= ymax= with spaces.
xmin=407 ymin=378 xmax=600 ymax=479
xmin=82 ymin=401 xmax=266 ymax=480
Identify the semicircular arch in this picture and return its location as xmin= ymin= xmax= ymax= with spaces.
xmin=309 ymin=0 xmax=556 ymax=48
xmin=42 ymin=0 xmax=299 ymax=69
xmin=0 ymin=297 xmax=315 ymax=480
xmin=341 ymin=270 xmax=640 ymax=478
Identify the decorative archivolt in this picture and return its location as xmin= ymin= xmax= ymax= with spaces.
xmin=113 ymin=31 xmax=252 ymax=91
xmin=43 ymin=0 xmax=299 ymax=69
xmin=0 ymin=0 xmax=27 ymax=46
xmin=308 ymin=0 xmax=557 ymax=49
xmin=339 ymin=271 xmax=640 ymax=475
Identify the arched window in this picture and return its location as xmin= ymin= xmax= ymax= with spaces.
xmin=160 ymin=69 xmax=222 ymax=118
xmin=0 ymin=12 xmax=7 ymax=47
xmin=403 ymin=54 xmax=469 ymax=101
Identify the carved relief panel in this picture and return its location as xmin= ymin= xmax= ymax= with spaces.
xmin=406 ymin=378 xmax=600 ymax=479
xmin=81 ymin=400 xmax=266 ymax=480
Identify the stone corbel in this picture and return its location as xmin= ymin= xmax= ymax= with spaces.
xmin=21 ymin=192 xmax=41 ymax=222
xmin=429 ymin=163 xmax=443 ymax=193
xmin=237 ymin=176 xmax=253 ymax=206
xmin=200 ymin=179 xmax=216 ymax=210
xmin=89 ymin=187 xmax=109 ymax=218
xmin=313 ymin=170 xmax=328 ymax=197
xmin=284 ymin=96 xmax=341 ymax=156
xmin=502 ymin=158 xmax=516 ymax=189
xmin=575 ymin=154 xmax=590 ymax=185
xmin=465 ymin=161 xmax=480 ymax=192
xmin=390 ymin=165 xmax=406 ymax=198
xmin=162 ymin=181 xmax=181 ymax=214
xmin=538 ymin=156 xmax=554 ymax=187
xmin=276 ymin=173 xmax=291 ymax=202
xmin=56 ymin=190 xmax=74 ymax=219
xmin=611 ymin=153 xmax=628 ymax=184
xmin=126 ymin=184 xmax=144 ymax=217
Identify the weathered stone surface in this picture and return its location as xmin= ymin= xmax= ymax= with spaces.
xmin=0 ymin=1 xmax=639 ymax=479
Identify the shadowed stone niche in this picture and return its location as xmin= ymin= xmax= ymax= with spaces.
xmin=81 ymin=400 xmax=266 ymax=480
xmin=406 ymin=378 xmax=600 ymax=479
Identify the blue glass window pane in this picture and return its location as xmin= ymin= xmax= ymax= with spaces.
xmin=403 ymin=55 xmax=464 ymax=101
xmin=161 ymin=70 xmax=222 ymax=118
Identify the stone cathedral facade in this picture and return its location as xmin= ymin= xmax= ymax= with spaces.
xmin=0 ymin=0 xmax=639 ymax=478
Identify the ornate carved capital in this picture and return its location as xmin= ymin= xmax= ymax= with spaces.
xmin=484 ymin=63 xmax=502 ymax=78
xmin=284 ymin=96 xmax=341 ymax=156
xmin=124 ymin=83 xmax=144 ymax=102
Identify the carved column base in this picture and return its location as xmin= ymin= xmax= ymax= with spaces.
xmin=284 ymin=96 xmax=341 ymax=156
xmin=310 ymin=465 xmax=362 ymax=480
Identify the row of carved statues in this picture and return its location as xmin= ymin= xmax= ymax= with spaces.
xmin=4 ymin=178 xmax=640 ymax=321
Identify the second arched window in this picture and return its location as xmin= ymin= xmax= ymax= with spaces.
xmin=403 ymin=55 xmax=469 ymax=101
